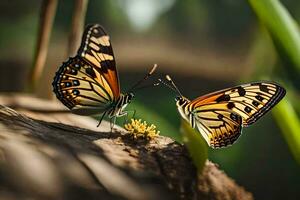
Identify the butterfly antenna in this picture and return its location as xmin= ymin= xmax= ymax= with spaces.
xmin=128 ymin=64 xmax=158 ymax=92
xmin=133 ymin=82 xmax=160 ymax=91
xmin=157 ymin=78 xmax=177 ymax=92
xmin=165 ymin=75 xmax=183 ymax=96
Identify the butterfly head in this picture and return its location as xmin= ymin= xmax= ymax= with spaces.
xmin=119 ymin=92 xmax=134 ymax=108
xmin=175 ymin=96 xmax=189 ymax=106
xmin=125 ymin=92 xmax=134 ymax=103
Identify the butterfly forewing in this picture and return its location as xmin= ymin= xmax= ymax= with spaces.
xmin=77 ymin=24 xmax=120 ymax=100
xmin=189 ymin=81 xmax=286 ymax=148
xmin=191 ymin=82 xmax=286 ymax=126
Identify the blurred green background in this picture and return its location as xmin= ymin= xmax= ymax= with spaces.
xmin=0 ymin=0 xmax=299 ymax=199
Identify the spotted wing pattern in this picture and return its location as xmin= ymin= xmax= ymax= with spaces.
xmin=52 ymin=57 xmax=114 ymax=115
xmin=189 ymin=82 xmax=286 ymax=148
xmin=78 ymin=24 xmax=120 ymax=99
xmin=53 ymin=24 xmax=120 ymax=115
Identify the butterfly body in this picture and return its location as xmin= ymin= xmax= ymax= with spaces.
xmin=172 ymin=81 xmax=286 ymax=148
xmin=52 ymin=24 xmax=137 ymax=126
xmin=106 ymin=93 xmax=134 ymax=118
xmin=175 ymin=96 xmax=193 ymax=126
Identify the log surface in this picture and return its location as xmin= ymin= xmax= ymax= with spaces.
xmin=0 ymin=94 xmax=253 ymax=200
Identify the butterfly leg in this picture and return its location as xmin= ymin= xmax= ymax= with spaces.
xmin=122 ymin=111 xmax=128 ymax=125
xmin=122 ymin=109 xmax=136 ymax=125
xmin=97 ymin=111 xmax=107 ymax=127
xmin=132 ymin=109 xmax=136 ymax=119
xmin=110 ymin=117 xmax=117 ymax=132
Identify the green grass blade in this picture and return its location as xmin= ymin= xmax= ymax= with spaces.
xmin=272 ymin=98 xmax=300 ymax=164
xmin=248 ymin=0 xmax=300 ymax=72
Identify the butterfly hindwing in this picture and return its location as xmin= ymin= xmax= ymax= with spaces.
xmin=194 ymin=109 xmax=242 ymax=148
xmin=78 ymin=24 xmax=120 ymax=100
xmin=189 ymin=81 xmax=286 ymax=148
xmin=53 ymin=56 xmax=114 ymax=115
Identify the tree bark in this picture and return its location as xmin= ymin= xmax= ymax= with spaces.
xmin=0 ymin=94 xmax=253 ymax=200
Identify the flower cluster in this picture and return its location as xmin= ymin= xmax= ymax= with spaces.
xmin=124 ymin=119 xmax=160 ymax=140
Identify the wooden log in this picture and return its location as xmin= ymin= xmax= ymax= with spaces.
xmin=0 ymin=94 xmax=253 ymax=200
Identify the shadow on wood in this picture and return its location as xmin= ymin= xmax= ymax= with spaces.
xmin=0 ymin=94 xmax=253 ymax=200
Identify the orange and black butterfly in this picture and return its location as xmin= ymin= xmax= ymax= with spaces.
xmin=160 ymin=75 xmax=286 ymax=148
xmin=53 ymin=24 xmax=157 ymax=126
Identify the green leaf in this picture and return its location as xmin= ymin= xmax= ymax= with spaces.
xmin=272 ymin=98 xmax=300 ymax=164
xmin=248 ymin=0 xmax=300 ymax=72
xmin=180 ymin=119 xmax=208 ymax=172
xmin=248 ymin=0 xmax=300 ymax=165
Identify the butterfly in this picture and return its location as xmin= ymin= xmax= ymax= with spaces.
xmin=160 ymin=75 xmax=286 ymax=148
xmin=52 ymin=24 xmax=157 ymax=127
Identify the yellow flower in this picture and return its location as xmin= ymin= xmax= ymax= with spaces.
xmin=124 ymin=119 xmax=160 ymax=140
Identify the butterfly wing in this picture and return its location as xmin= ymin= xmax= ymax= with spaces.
xmin=77 ymin=24 xmax=120 ymax=100
xmin=189 ymin=82 xmax=286 ymax=148
xmin=53 ymin=56 xmax=115 ymax=115
xmin=53 ymin=24 xmax=121 ymax=115
xmin=193 ymin=109 xmax=243 ymax=148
